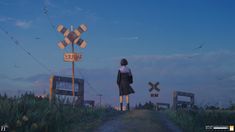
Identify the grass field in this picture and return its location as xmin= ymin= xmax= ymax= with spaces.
xmin=0 ymin=93 xmax=120 ymax=132
xmin=164 ymin=109 xmax=235 ymax=132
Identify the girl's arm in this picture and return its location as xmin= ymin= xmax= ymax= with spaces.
xmin=117 ymin=70 xmax=121 ymax=85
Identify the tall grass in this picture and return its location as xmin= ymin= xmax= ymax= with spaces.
xmin=164 ymin=109 xmax=235 ymax=132
xmin=0 ymin=93 xmax=119 ymax=132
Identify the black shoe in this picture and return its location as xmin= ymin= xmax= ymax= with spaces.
xmin=120 ymin=103 xmax=123 ymax=111
xmin=127 ymin=103 xmax=130 ymax=111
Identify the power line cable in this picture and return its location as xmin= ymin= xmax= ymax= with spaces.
xmin=0 ymin=26 xmax=53 ymax=73
xmin=42 ymin=1 xmax=69 ymax=53
xmin=78 ymin=70 xmax=114 ymax=101
xmin=78 ymin=70 xmax=99 ymax=94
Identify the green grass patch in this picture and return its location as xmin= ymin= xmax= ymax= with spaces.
xmin=164 ymin=109 xmax=235 ymax=132
xmin=0 ymin=93 xmax=120 ymax=132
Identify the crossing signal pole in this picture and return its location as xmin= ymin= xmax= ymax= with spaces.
xmin=148 ymin=82 xmax=160 ymax=109
xmin=97 ymin=94 xmax=103 ymax=107
xmin=57 ymin=24 xmax=87 ymax=96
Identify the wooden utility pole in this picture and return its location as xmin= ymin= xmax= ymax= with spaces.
xmin=71 ymin=25 xmax=75 ymax=96
xmin=97 ymin=94 xmax=103 ymax=107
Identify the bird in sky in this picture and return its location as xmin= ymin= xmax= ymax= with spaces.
xmin=13 ymin=64 xmax=20 ymax=68
xmin=187 ymin=56 xmax=194 ymax=59
xmin=192 ymin=42 xmax=205 ymax=50
xmin=43 ymin=7 xmax=48 ymax=14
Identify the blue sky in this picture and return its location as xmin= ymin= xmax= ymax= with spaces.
xmin=0 ymin=0 xmax=235 ymax=107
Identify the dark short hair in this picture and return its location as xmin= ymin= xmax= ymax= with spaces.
xmin=120 ymin=58 xmax=128 ymax=66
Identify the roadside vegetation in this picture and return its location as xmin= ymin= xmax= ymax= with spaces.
xmin=0 ymin=93 xmax=120 ymax=132
xmin=164 ymin=106 xmax=235 ymax=132
xmin=135 ymin=101 xmax=235 ymax=132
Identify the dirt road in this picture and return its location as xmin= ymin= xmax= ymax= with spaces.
xmin=94 ymin=110 xmax=182 ymax=132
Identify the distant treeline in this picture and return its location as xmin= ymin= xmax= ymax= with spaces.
xmin=135 ymin=101 xmax=155 ymax=110
xmin=135 ymin=101 xmax=235 ymax=110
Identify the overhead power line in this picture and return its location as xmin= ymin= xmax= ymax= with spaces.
xmin=78 ymin=70 xmax=114 ymax=102
xmin=42 ymin=1 xmax=69 ymax=53
xmin=0 ymin=26 xmax=53 ymax=73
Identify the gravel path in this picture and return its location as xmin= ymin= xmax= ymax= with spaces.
xmin=94 ymin=110 xmax=182 ymax=132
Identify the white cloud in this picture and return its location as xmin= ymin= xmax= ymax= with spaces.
xmin=15 ymin=20 xmax=32 ymax=29
xmin=106 ymin=51 xmax=235 ymax=106
xmin=84 ymin=10 xmax=102 ymax=22
xmin=113 ymin=20 xmax=120 ymax=24
xmin=4 ymin=50 xmax=235 ymax=107
xmin=0 ymin=16 xmax=14 ymax=22
xmin=75 ymin=6 xmax=83 ymax=11
xmin=120 ymin=36 xmax=139 ymax=40
xmin=44 ymin=0 xmax=57 ymax=8
xmin=52 ymin=51 xmax=235 ymax=106
xmin=0 ymin=1 xmax=9 ymax=6
xmin=0 ymin=17 xmax=33 ymax=29
xmin=128 ymin=51 xmax=235 ymax=77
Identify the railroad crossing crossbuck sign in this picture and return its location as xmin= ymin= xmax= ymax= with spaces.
xmin=57 ymin=24 xmax=87 ymax=49
xmin=148 ymin=82 xmax=160 ymax=97
xmin=57 ymin=24 xmax=87 ymax=62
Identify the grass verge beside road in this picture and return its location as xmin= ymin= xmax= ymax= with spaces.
xmin=0 ymin=93 xmax=120 ymax=132
xmin=164 ymin=109 xmax=235 ymax=132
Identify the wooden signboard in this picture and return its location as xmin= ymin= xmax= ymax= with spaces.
xmin=64 ymin=53 xmax=82 ymax=62
xmin=49 ymin=75 xmax=84 ymax=106
xmin=173 ymin=91 xmax=195 ymax=110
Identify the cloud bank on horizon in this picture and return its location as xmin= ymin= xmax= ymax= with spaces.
xmin=1 ymin=50 xmax=235 ymax=107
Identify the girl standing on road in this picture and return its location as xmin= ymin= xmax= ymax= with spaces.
xmin=117 ymin=58 xmax=135 ymax=111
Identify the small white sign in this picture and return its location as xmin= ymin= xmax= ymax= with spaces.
xmin=64 ymin=53 xmax=82 ymax=62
